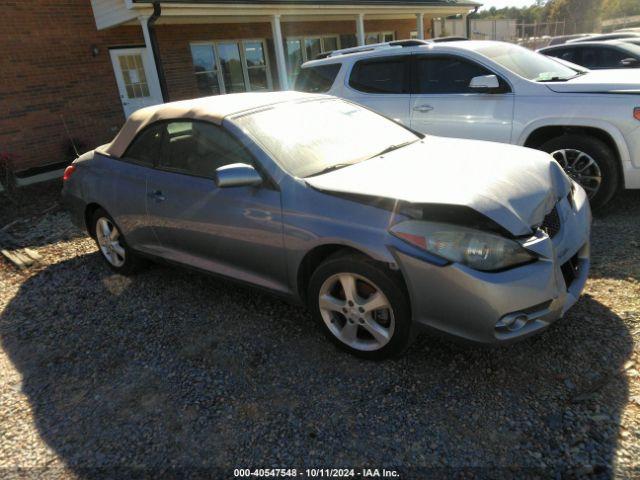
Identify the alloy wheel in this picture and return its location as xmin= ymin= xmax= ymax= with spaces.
xmin=551 ymin=149 xmax=602 ymax=199
xmin=318 ymin=273 xmax=395 ymax=352
xmin=95 ymin=217 xmax=126 ymax=267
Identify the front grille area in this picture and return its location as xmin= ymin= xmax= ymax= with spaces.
xmin=561 ymin=254 xmax=580 ymax=289
xmin=541 ymin=206 xmax=561 ymax=238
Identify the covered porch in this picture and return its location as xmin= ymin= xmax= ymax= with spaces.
xmin=91 ymin=0 xmax=479 ymax=116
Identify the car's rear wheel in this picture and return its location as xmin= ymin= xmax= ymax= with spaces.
xmin=92 ymin=208 xmax=144 ymax=275
xmin=308 ymin=253 xmax=413 ymax=360
xmin=538 ymin=134 xmax=619 ymax=209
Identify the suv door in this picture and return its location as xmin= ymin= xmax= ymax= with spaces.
xmin=409 ymin=54 xmax=515 ymax=143
xmin=145 ymin=120 xmax=287 ymax=293
xmin=345 ymin=54 xmax=411 ymax=125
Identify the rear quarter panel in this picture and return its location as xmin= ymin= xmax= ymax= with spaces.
xmin=73 ymin=153 xmax=153 ymax=247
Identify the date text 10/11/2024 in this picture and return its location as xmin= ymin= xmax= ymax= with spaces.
xmin=233 ymin=468 xmax=400 ymax=478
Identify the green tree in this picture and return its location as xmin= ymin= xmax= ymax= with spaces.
xmin=546 ymin=0 xmax=603 ymax=32
xmin=602 ymin=0 xmax=640 ymax=19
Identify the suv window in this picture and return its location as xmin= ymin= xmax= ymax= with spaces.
xmin=349 ymin=57 xmax=409 ymax=94
xmin=295 ymin=64 xmax=341 ymax=93
xmin=590 ymin=47 xmax=631 ymax=69
xmin=546 ymin=47 xmax=580 ymax=64
xmin=158 ymin=120 xmax=253 ymax=178
xmin=414 ymin=56 xmax=506 ymax=94
xmin=123 ymin=124 xmax=164 ymax=166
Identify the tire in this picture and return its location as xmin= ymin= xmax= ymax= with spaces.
xmin=538 ymin=134 xmax=620 ymax=210
xmin=91 ymin=208 xmax=144 ymax=275
xmin=307 ymin=253 xmax=413 ymax=360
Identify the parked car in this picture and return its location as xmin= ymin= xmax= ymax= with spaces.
xmin=547 ymin=34 xmax=594 ymax=46
xmin=61 ymin=92 xmax=591 ymax=359
xmin=566 ymin=32 xmax=640 ymax=43
xmin=539 ymin=40 xmax=640 ymax=70
xmin=295 ymin=40 xmax=640 ymax=209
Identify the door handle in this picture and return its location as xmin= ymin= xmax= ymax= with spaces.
xmin=413 ymin=104 xmax=434 ymax=113
xmin=148 ymin=190 xmax=166 ymax=202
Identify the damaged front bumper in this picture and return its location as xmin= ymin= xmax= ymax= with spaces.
xmin=392 ymin=186 xmax=592 ymax=345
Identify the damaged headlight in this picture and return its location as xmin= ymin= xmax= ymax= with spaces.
xmin=390 ymin=221 xmax=536 ymax=272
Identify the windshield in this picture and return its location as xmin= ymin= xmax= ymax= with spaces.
xmin=477 ymin=43 xmax=580 ymax=81
xmin=233 ymin=99 xmax=419 ymax=178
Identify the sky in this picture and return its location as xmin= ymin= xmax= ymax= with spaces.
xmin=479 ymin=0 xmax=537 ymax=10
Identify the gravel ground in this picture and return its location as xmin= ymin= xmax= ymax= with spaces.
xmin=1 ymin=181 xmax=639 ymax=478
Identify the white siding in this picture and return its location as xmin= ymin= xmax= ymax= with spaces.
xmin=434 ymin=18 xmax=517 ymax=42
xmin=90 ymin=0 xmax=138 ymax=30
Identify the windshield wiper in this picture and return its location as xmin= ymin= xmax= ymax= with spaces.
xmin=305 ymin=163 xmax=356 ymax=178
xmin=367 ymin=139 xmax=419 ymax=159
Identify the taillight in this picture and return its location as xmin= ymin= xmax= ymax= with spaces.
xmin=634 ymin=107 xmax=640 ymax=121
xmin=63 ymin=165 xmax=76 ymax=181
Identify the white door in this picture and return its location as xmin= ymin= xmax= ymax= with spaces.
xmin=109 ymin=48 xmax=163 ymax=118
xmin=410 ymin=54 xmax=514 ymax=143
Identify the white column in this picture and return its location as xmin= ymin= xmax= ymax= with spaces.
xmin=416 ymin=13 xmax=425 ymax=40
xmin=462 ymin=14 xmax=469 ymax=38
xmin=356 ymin=13 xmax=365 ymax=46
xmin=139 ymin=16 xmax=163 ymax=102
xmin=271 ymin=15 xmax=289 ymax=90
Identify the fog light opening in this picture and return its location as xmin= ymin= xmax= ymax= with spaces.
xmin=496 ymin=314 xmax=530 ymax=333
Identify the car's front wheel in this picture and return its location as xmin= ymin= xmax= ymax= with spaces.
xmin=538 ymin=134 xmax=620 ymax=209
xmin=91 ymin=208 xmax=144 ymax=275
xmin=308 ymin=253 xmax=413 ymax=360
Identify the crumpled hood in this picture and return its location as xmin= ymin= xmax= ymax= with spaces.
xmin=305 ymin=136 xmax=572 ymax=236
xmin=545 ymin=69 xmax=640 ymax=93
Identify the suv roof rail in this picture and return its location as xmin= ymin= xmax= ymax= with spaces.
xmin=325 ymin=39 xmax=431 ymax=58
xmin=430 ymin=36 xmax=468 ymax=43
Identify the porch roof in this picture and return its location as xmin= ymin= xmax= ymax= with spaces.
xmin=91 ymin=0 xmax=479 ymax=30
xmin=131 ymin=0 xmax=480 ymax=5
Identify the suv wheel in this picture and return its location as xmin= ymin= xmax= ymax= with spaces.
xmin=539 ymin=134 xmax=619 ymax=209
xmin=308 ymin=253 xmax=413 ymax=360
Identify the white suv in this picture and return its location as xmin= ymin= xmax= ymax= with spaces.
xmin=295 ymin=40 xmax=640 ymax=208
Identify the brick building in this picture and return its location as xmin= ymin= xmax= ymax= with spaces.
xmin=1 ymin=0 xmax=477 ymax=185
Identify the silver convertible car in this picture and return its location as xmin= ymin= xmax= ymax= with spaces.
xmin=62 ymin=92 xmax=591 ymax=359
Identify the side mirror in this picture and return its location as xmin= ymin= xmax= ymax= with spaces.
xmin=215 ymin=163 xmax=262 ymax=188
xmin=621 ymin=57 xmax=640 ymax=67
xmin=469 ymin=74 xmax=501 ymax=91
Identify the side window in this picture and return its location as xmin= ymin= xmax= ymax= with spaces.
xmin=581 ymin=48 xmax=602 ymax=69
xmin=414 ymin=56 xmax=507 ymax=94
xmin=600 ymin=47 xmax=632 ymax=68
xmin=295 ymin=64 xmax=341 ymax=93
xmin=349 ymin=57 xmax=409 ymax=94
xmin=123 ymin=124 xmax=164 ymax=166
xmin=158 ymin=120 xmax=253 ymax=179
xmin=550 ymin=48 xmax=578 ymax=64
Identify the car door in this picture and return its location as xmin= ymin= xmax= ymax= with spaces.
xmin=145 ymin=120 xmax=288 ymax=293
xmin=344 ymin=54 xmax=411 ymax=125
xmin=104 ymin=123 xmax=164 ymax=253
xmin=409 ymin=54 xmax=515 ymax=143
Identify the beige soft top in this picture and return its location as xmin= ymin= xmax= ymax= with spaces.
xmin=102 ymin=91 xmax=321 ymax=158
